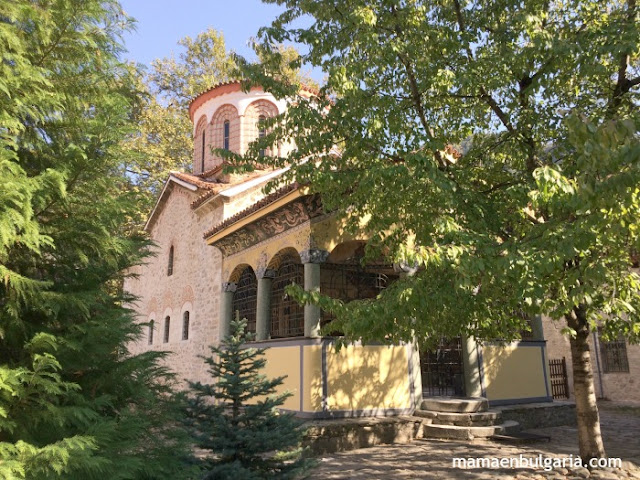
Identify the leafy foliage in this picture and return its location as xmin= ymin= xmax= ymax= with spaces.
xmin=120 ymin=27 xmax=237 ymax=214
xmin=240 ymin=0 xmax=640 ymax=461
xmin=0 ymin=1 xmax=194 ymax=478
xmin=185 ymin=318 xmax=308 ymax=480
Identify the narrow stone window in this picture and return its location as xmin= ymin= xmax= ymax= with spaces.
xmin=258 ymin=115 xmax=266 ymax=158
xmin=164 ymin=316 xmax=170 ymax=343
xmin=223 ymin=120 xmax=230 ymax=150
xmin=148 ymin=320 xmax=154 ymax=345
xmin=182 ymin=311 xmax=190 ymax=340
xmin=167 ymin=246 xmax=174 ymax=276
xmin=201 ymin=131 xmax=206 ymax=172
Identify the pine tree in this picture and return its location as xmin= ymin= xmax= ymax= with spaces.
xmin=0 ymin=1 xmax=194 ymax=478
xmin=185 ymin=318 xmax=308 ymax=480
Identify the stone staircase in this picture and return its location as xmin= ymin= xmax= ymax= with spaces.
xmin=414 ymin=397 xmax=520 ymax=440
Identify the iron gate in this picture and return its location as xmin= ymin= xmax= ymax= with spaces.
xmin=420 ymin=337 xmax=465 ymax=397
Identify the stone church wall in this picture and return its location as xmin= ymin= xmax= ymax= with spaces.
xmin=543 ymin=316 xmax=640 ymax=405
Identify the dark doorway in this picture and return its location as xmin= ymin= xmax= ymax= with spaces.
xmin=420 ymin=337 xmax=465 ymax=397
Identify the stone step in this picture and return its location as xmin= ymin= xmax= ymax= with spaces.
xmin=414 ymin=409 xmax=501 ymax=427
xmin=421 ymin=420 xmax=520 ymax=440
xmin=420 ymin=397 xmax=489 ymax=413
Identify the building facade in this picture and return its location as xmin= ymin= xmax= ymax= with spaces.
xmin=126 ymin=81 xmax=559 ymax=418
xmin=544 ymin=316 xmax=640 ymax=405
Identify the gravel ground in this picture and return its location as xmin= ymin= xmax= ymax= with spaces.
xmin=306 ymin=402 xmax=640 ymax=479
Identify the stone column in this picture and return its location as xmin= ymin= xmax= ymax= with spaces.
xmin=300 ymin=249 xmax=329 ymax=338
xmin=219 ymin=282 xmax=236 ymax=341
xmin=256 ymin=268 xmax=276 ymax=341
xmin=461 ymin=335 xmax=483 ymax=398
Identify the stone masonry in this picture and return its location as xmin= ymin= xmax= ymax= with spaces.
xmin=543 ymin=315 xmax=640 ymax=405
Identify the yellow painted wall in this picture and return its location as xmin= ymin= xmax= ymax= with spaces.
xmin=310 ymin=215 xmax=366 ymax=253
xmin=482 ymin=344 xmax=548 ymax=401
xmin=262 ymin=346 xmax=300 ymax=411
xmin=325 ymin=344 xmax=411 ymax=411
xmin=303 ymin=345 xmax=323 ymax=411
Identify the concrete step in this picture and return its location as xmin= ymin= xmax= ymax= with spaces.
xmin=420 ymin=397 xmax=489 ymax=413
xmin=422 ymin=420 xmax=520 ymax=440
xmin=414 ymin=409 xmax=501 ymax=427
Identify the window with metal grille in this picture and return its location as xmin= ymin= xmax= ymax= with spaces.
xmin=223 ymin=120 xmax=230 ymax=150
xmin=518 ymin=313 xmax=535 ymax=341
xmin=270 ymin=256 xmax=304 ymax=338
xmin=163 ymin=316 xmax=170 ymax=343
xmin=148 ymin=320 xmax=154 ymax=345
xmin=182 ymin=311 xmax=190 ymax=340
xmin=232 ymin=267 xmax=257 ymax=334
xmin=599 ymin=331 xmax=630 ymax=373
xmin=167 ymin=246 xmax=174 ymax=276
xmin=320 ymin=263 xmax=397 ymax=329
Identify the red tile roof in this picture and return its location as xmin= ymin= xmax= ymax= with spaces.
xmin=171 ymin=171 xmax=221 ymax=190
xmin=188 ymin=79 xmax=320 ymax=120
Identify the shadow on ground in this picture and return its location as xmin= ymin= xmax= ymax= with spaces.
xmin=307 ymin=403 xmax=640 ymax=479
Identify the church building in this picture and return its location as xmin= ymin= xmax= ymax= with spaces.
xmin=125 ymin=81 xmax=570 ymax=419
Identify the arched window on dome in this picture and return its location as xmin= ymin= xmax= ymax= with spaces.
xmin=223 ymin=120 xmax=230 ymax=151
xmin=201 ymin=130 xmax=206 ymax=172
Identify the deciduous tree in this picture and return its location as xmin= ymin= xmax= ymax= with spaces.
xmin=240 ymin=0 xmax=640 ymax=463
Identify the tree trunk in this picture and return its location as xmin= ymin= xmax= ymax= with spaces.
xmin=566 ymin=304 xmax=606 ymax=463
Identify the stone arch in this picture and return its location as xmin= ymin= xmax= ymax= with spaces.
xmin=327 ymin=240 xmax=367 ymax=264
xmin=147 ymin=297 xmax=158 ymax=316
xmin=194 ymin=115 xmax=208 ymax=173
xmin=162 ymin=290 xmax=174 ymax=311
xmin=266 ymin=247 xmax=301 ymax=271
xmin=243 ymin=99 xmax=279 ymax=157
xmin=228 ymin=262 xmax=254 ymax=283
xmin=210 ymin=104 xmax=240 ymax=168
xmin=180 ymin=285 xmax=195 ymax=304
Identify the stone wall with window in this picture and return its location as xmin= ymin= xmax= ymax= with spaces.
xmin=543 ymin=315 xmax=640 ymax=405
xmin=124 ymin=185 xmax=222 ymax=386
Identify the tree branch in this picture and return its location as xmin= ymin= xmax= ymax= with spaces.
xmin=606 ymin=0 xmax=637 ymax=118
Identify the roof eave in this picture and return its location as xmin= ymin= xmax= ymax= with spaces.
xmin=143 ymin=174 xmax=198 ymax=232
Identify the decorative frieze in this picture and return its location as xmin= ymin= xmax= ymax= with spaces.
xmin=213 ymin=194 xmax=323 ymax=256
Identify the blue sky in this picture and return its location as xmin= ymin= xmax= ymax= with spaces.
xmin=119 ymin=0 xmax=312 ymax=75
